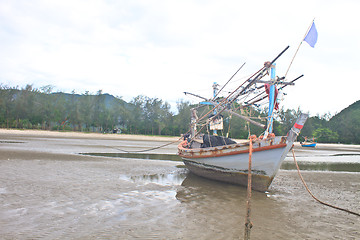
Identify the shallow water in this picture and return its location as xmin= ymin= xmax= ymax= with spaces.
xmin=82 ymin=152 xmax=360 ymax=172
xmin=0 ymin=133 xmax=359 ymax=239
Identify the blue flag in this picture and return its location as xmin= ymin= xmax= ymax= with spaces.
xmin=304 ymin=22 xmax=318 ymax=48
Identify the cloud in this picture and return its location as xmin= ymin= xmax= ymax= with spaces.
xmin=0 ymin=0 xmax=359 ymax=115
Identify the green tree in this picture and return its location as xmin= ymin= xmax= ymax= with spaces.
xmin=67 ymin=90 xmax=82 ymax=131
xmin=274 ymin=107 xmax=302 ymax=136
xmin=0 ymin=85 xmax=17 ymax=128
xmin=129 ymin=95 xmax=147 ymax=134
xmin=173 ymin=100 xmax=192 ymax=136
xmin=93 ymin=90 xmax=106 ymax=132
xmin=14 ymin=85 xmax=39 ymax=128
xmin=51 ymin=93 xmax=67 ymax=130
xmin=313 ymin=128 xmax=339 ymax=143
xmin=301 ymin=114 xmax=329 ymax=139
xmin=329 ymin=100 xmax=360 ymax=144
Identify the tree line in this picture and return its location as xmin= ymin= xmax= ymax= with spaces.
xmin=0 ymin=84 xmax=191 ymax=136
xmin=0 ymin=84 xmax=359 ymax=144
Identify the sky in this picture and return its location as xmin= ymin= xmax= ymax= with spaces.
xmin=1 ymin=0 xmax=359 ymax=116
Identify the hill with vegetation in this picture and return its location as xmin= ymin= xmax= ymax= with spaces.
xmin=0 ymin=84 xmax=359 ymax=144
xmin=300 ymin=101 xmax=360 ymax=144
xmin=329 ymin=100 xmax=360 ymax=144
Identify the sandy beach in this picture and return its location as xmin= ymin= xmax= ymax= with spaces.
xmin=2 ymin=128 xmax=359 ymax=150
xmin=0 ymin=129 xmax=359 ymax=239
xmin=0 ymin=128 xmax=181 ymax=141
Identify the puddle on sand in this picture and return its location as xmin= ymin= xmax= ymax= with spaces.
xmin=82 ymin=152 xmax=360 ymax=172
xmin=281 ymin=162 xmax=360 ymax=172
xmin=332 ymin=153 xmax=360 ymax=156
xmin=0 ymin=140 xmax=25 ymax=144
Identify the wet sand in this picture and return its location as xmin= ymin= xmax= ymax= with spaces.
xmin=0 ymin=129 xmax=359 ymax=239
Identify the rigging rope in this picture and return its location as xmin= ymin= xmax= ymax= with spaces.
xmin=291 ymin=149 xmax=360 ymax=217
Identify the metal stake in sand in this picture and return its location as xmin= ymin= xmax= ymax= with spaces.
xmin=244 ymin=136 xmax=254 ymax=240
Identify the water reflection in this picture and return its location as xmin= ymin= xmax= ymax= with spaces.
xmin=118 ymin=170 xmax=265 ymax=202
xmin=119 ymin=170 xmax=188 ymax=186
xmin=176 ymin=172 xmax=251 ymax=202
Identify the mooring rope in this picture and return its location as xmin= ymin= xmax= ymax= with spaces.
xmin=291 ymin=149 xmax=360 ymax=217
xmin=109 ymin=137 xmax=182 ymax=153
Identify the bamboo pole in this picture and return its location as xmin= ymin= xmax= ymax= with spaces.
xmin=213 ymin=62 xmax=246 ymax=100
xmin=244 ymin=74 xmax=304 ymax=107
xmin=285 ymin=19 xmax=315 ymax=78
xmin=244 ymin=138 xmax=253 ymax=240
xmin=225 ymin=109 xmax=265 ymax=129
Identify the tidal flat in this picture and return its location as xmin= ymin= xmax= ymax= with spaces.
xmin=0 ymin=129 xmax=359 ymax=239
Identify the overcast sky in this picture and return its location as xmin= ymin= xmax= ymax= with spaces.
xmin=1 ymin=0 xmax=359 ymax=116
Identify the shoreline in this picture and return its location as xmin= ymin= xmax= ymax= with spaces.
xmin=0 ymin=128 xmax=180 ymax=142
xmin=1 ymin=128 xmax=359 ymax=151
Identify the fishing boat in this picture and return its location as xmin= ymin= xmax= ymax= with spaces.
xmin=301 ymin=137 xmax=317 ymax=147
xmin=177 ymin=46 xmax=309 ymax=191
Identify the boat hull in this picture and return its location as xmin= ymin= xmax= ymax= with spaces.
xmin=182 ymin=159 xmax=274 ymax=192
xmin=178 ymin=136 xmax=291 ymax=192
xmin=301 ymin=143 xmax=316 ymax=147
xmin=178 ymin=113 xmax=309 ymax=192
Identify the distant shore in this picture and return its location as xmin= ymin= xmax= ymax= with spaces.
xmin=1 ymin=128 xmax=359 ymax=152
xmin=0 ymin=128 xmax=180 ymax=142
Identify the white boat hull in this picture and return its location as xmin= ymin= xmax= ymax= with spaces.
xmin=178 ymin=114 xmax=309 ymax=191
xmin=179 ymin=137 xmax=291 ymax=191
